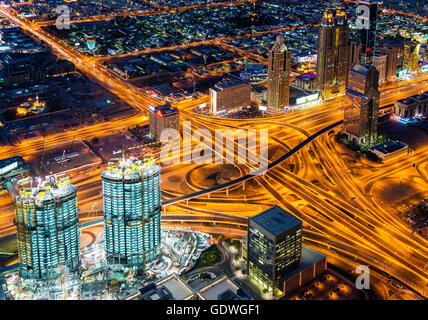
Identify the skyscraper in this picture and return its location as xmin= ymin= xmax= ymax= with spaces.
xmin=357 ymin=0 xmax=380 ymax=65
xmin=267 ymin=35 xmax=290 ymax=108
xmin=374 ymin=53 xmax=387 ymax=83
xmin=381 ymin=46 xmax=398 ymax=80
xmin=13 ymin=176 xmax=80 ymax=280
xmin=348 ymin=41 xmax=361 ymax=69
xmin=316 ymin=10 xmax=349 ymax=100
xmin=101 ymin=156 xmax=161 ymax=272
xmin=247 ymin=205 xmax=302 ymax=296
xmin=343 ymin=0 xmax=381 ymax=145
xmin=343 ymin=62 xmax=380 ymax=144
xmin=403 ymin=43 xmax=420 ymax=72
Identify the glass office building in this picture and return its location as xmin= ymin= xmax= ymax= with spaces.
xmin=13 ymin=177 xmax=80 ymax=280
xmin=247 ymin=205 xmax=302 ymax=296
xmin=358 ymin=0 xmax=380 ymax=66
xmin=344 ymin=62 xmax=380 ymax=145
xmin=102 ymin=156 xmax=161 ymax=272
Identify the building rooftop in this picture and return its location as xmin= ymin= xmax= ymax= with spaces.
xmin=197 ymin=276 xmax=252 ymax=300
xmin=410 ymin=92 xmax=428 ymax=103
xmin=397 ymin=97 xmax=418 ymax=105
xmin=102 ymin=156 xmax=160 ymax=181
xmin=127 ymin=273 xmax=194 ymax=300
xmin=350 ymin=62 xmax=373 ymax=76
xmin=297 ymin=72 xmax=316 ymax=81
xmin=149 ymin=102 xmax=179 ymax=117
xmin=155 ymin=273 xmax=195 ymax=300
xmin=15 ymin=176 xmax=77 ymax=204
xmin=370 ymin=140 xmax=408 ymax=155
xmin=0 ymin=156 xmax=29 ymax=179
xmin=281 ymin=246 xmax=326 ymax=282
xmin=250 ymin=205 xmax=302 ymax=237
xmin=213 ymin=77 xmax=249 ymax=91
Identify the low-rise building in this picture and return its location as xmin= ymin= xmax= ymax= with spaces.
xmin=282 ymin=246 xmax=327 ymax=296
xmin=209 ymin=78 xmax=251 ymax=115
xmin=250 ymin=86 xmax=267 ymax=105
xmin=394 ymin=97 xmax=419 ymax=119
xmin=294 ymin=73 xmax=317 ymax=92
xmin=126 ymin=273 xmax=195 ymax=300
xmin=0 ymin=156 xmax=30 ymax=182
xmin=394 ymin=91 xmax=428 ymax=119
xmin=370 ymin=140 xmax=409 ymax=161
xmin=409 ymin=92 xmax=428 ymax=116
xmin=197 ymin=275 xmax=253 ymax=300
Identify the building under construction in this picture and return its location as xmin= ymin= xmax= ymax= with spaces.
xmin=13 ymin=176 xmax=80 ymax=280
xmin=101 ymin=156 xmax=161 ymax=273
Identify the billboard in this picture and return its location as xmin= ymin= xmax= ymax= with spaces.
xmin=296 ymin=93 xmax=319 ymax=105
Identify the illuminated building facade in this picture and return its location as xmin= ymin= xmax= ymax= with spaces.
xmin=348 ymin=41 xmax=361 ymax=69
xmin=394 ymin=91 xmax=428 ymax=119
xmin=374 ymin=53 xmax=387 ymax=83
xmin=357 ymin=0 xmax=380 ymax=66
xmin=101 ymin=156 xmax=161 ymax=272
xmin=149 ymin=102 xmax=179 ymax=142
xmin=403 ymin=43 xmax=420 ymax=72
xmin=344 ymin=62 xmax=380 ymax=144
xmin=209 ymin=77 xmax=251 ymax=115
xmin=316 ymin=10 xmax=349 ymax=100
xmin=381 ymin=46 xmax=398 ymax=81
xmin=247 ymin=205 xmax=302 ymax=296
xmin=13 ymin=176 xmax=80 ymax=280
xmin=267 ymin=36 xmax=290 ymax=108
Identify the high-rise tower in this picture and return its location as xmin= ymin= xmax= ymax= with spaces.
xmin=267 ymin=35 xmax=290 ymax=108
xmin=343 ymin=0 xmax=381 ymax=145
xmin=101 ymin=156 xmax=161 ymax=272
xmin=343 ymin=62 xmax=380 ymax=144
xmin=13 ymin=176 xmax=80 ymax=280
xmin=357 ymin=0 xmax=381 ymax=66
xmin=316 ymin=10 xmax=349 ymax=100
xmin=403 ymin=43 xmax=420 ymax=72
xmin=247 ymin=205 xmax=302 ymax=296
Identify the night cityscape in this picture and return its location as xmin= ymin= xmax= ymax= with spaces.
xmin=0 ymin=0 xmax=427 ymax=309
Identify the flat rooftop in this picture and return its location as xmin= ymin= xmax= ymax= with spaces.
xmin=410 ymin=92 xmax=428 ymax=103
xmin=126 ymin=273 xmax=194 ymax=300
xmin=397 ymin=97 xmax=418 ymax=105
xmin=156 ymin=273 xmax=194 ymax=300
xmin=350 ymin=62 xmax=372 ymax=75
xmin=0 ymin=156 xmax=30 ymax=181
xmin=149 ymin=102 xmax=179 ymax=116
xmin=370 ymin=140 xmax=408 ymax=154
xmin=281 ymin=246 xmax=326 ymax=282
xmin=213 ymin=77 xmax=249 ymax=90
xmin=250 ymin=205 xmax=302 ymax=237
xmin=197 ymin=276 xmax=252 ymax=300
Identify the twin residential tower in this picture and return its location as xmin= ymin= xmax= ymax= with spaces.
xmin=101 ymin=156 xmax=162 ymax=272
xmin=13 ymin=176 xmax=80 ymax=280
xmin=13 ymin=155 xmax=162 ymax=281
